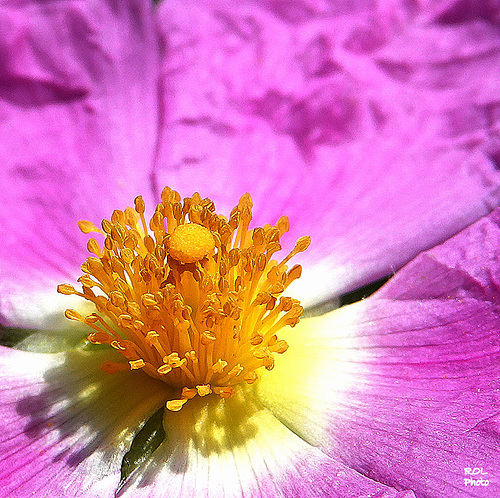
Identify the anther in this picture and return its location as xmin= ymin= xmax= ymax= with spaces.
xmin=78 ymin=220 xmax=103 ymax=234
xmin=129 ymin=359 xmax=146 ymax=370
xmin=57 ymin=284 xmax=77 ymax=295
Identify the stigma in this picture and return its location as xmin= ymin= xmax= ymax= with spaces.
xmin=58 ymin=188 xmax=310 ymax=411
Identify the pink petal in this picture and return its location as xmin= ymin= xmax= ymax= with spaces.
xmin=0 ymin=0 xmax=161 ymax=327
xmin=0 ymin=346 xmax=417 ymax=498
xmin=156 ymin=0 xmax=500 ymax=305
xmin=0 ymin=346 xmax=167 ymax=498
xmin=258 ymin=207 xmax=500 ymax=497
xmin=118 ymin=394 xmax=415 ymax=498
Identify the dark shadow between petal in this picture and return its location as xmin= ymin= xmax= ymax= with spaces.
xmin=118 ymin=387 xmax=264 ymax=494
xmin=15 ymin=347 xmax=168 ymax=470
xmin=14 ymin=345 xmax=265 ymax=496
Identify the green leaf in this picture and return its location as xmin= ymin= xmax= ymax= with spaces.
xmin=0 ymin=326 xmax=33 ymax=348
xmin=117 ymin=405 xmax=166 ymax=492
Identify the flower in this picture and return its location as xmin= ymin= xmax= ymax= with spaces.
xmin=1 ymin=0 xmax=500 ymax=497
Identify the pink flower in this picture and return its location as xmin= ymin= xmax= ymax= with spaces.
xmin=1 ymin=1 xmax=500 ymax=496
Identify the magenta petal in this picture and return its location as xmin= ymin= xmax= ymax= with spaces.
xmin=117 ymin=394 xmax=415 ymax=498
xmin=259 ymin=208 xmax=500 ymax=496
xmin=0 ymin=346 xmax=167 ymax=498
xmin=0 ymin=0 xmax=161 ymax=327
xmin=156 ymin=0 xmax=500 ymax=305
xmin=377 ymin=207 xmax=500 ymax=303
xmin=130 ymin=446 xmax=417 ymax=498
xmin=327 ymin=297 xmax=500 ymax=497
xmin=0 ymin=346 xmax=416 ymax=498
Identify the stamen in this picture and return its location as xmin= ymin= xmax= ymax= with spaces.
xmin=59 ymin=189 xmax=310 ymax=410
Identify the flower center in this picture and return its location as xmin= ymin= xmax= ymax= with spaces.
xmin=58 ymin=188 xmax=309 ymax=411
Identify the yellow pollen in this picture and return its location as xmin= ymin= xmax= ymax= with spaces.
xmin=59 ymin=188 xmax=310 ymax=411
xmin=169 ymin=223 xmax=215 ymax=263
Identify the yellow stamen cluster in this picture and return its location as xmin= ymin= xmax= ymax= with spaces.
xmin=58 ymin=188 xmax=310 ymax=411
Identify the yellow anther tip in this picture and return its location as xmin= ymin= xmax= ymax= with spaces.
xmin=134 ymin=195 xmax=146 ymax=214
xmin=169 ymin=223 xmax=215 ymax=263
xmin=129 ymin=359 xmax=146 ymax=370
xmin=57 ymin=284 xmax=76 ymax=295
xmin=78 ymin=220 xmax=99 ymax=234
xmin=166 ymin=399 xmax=188 ymax=411
xmin=296 ymin=236 xmax=311 ymax=252
xmin=196 ymin=384 xmax=212 ymax=396
xmin=65 ymin=309 xmax=83 ymax=321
